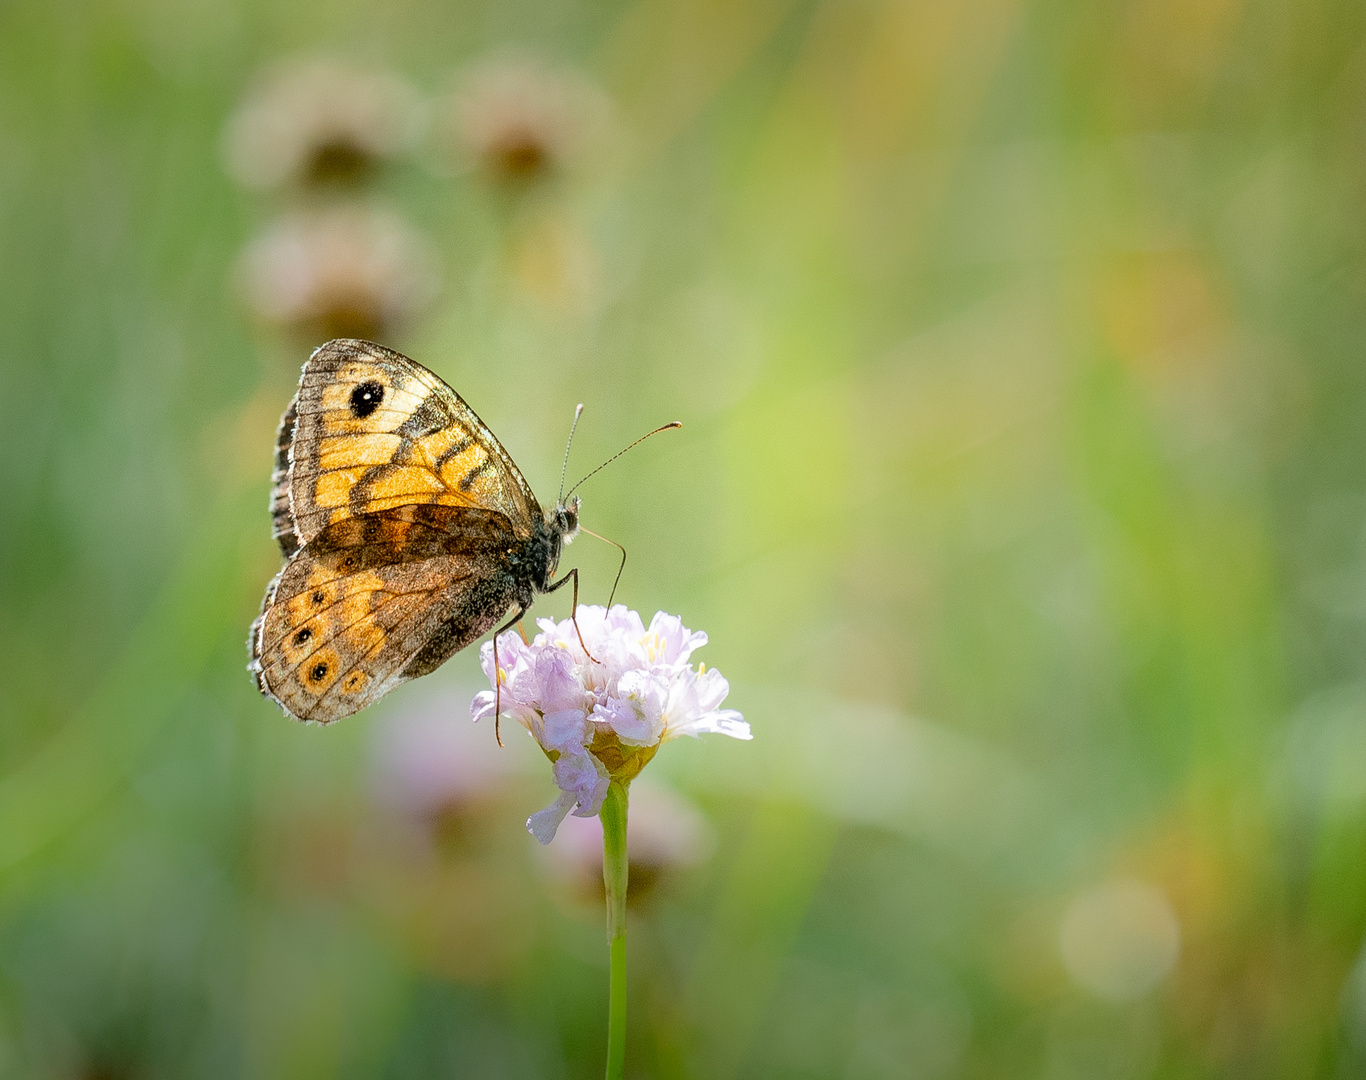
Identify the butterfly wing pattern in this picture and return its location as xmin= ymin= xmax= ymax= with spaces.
xmin=250 ymin=339 xmax=577 ymax=724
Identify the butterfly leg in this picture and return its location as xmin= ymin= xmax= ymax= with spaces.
xmin=545 ymin=567 xmax=599 ymax=663
xmin=577 ymin=525 xmax=627 ymax=607
xmin=490 ymin=604 xmax=529 ymax=748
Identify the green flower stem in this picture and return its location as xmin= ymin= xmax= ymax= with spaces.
xmin=601 ymin=780 xmax=630 ymax=1080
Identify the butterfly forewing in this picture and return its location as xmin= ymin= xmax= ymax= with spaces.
xmin=282 ymin=339 xmax=539 ymax=548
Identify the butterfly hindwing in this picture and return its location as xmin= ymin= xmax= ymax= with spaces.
xmin=250 ymin=504 xmax=526 ymax=724
xmin=277 ymin=339 xmax=539 ymax=551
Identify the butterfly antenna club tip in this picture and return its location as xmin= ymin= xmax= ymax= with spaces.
xmin=565 ymin=421 xmax=683 ymax=500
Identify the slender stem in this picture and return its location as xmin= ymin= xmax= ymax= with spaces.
xmin=600 ymin=780 xmax=630 ymax=1080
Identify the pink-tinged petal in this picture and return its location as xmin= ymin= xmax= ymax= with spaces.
xmin=470 ymin=604 xmax=747 ymax=839
xmin=484 ymin=630 xmax=529 ymax=678
xmin=647 ymin=611 xmax=708 ymax=665
xmin=555 ymin=748 xmax=609 ymax=815
xmin=479 ymin=640 xmax=498 ymax=684
xmin=471 ymin=689 xmax=537 ymax=730
xmin=605 ymin=605 xmax=646 ymax=638
xmin=509 ymin=664 xmax=540 ymax=709
xmin=541 ymin=709 xmax=589 ymax=751
xmin=592 ymin=698 xmax=661 ymax=747
xmin=535 ymin=646 xmax=586 ymax=713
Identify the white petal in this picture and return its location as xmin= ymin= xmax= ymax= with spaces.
xmin=470 ymin=690 xmax=496 ymax=722
xmin=668 ymin=709 xmax=750 ymax=741
xmin=527 ymin=791 xmax=577 ymax=844
xmin=692 ymin=667 xmax=731 ymax=713
xmin=617 ymin=669 xmax=668 ymax=723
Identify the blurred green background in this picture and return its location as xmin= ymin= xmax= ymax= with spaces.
xmin=3 ymin=0 xmax=1366 ymax=1076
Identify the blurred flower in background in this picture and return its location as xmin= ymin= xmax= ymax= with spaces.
xmin=222 ymin=57 xmax=425 ymax=190
xmin=440 ymin=52 xmax=613 ymax=187
xmin=539 ymin=781 xmax=714 ymax=905
xmin=371 ymin=689 xmax=525 ymax=826
xmin=360 ymin=694 xmax=538 ymax=983
xmin=1059 ymin=877 xmax=1181 ymax=1002
xmin=235 ymin=202 xmax=441 ymax=341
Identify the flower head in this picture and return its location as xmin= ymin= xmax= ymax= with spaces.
xmin=223 ymin=57 xmax=424 ymax=190
xmin=471 ymin=605 xmax=749 ymax=842
xmin=235 ymin=202 xmax=441 ymax=340
xmin=441 ymin=53 xmax=612 ymax=186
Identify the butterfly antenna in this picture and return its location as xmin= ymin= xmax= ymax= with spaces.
xmin=565 ymin=421 xmax=682 ymax=500
xmin=558 ymin=403 xmax=585 ymax=505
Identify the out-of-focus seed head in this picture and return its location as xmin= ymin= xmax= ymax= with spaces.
xmin=236 ymin=202 xmax=441 ymax=341
xmin=224 ymin=57 xmax=424 ymax=190
xmin=442 ymin=52 xmax=612 ymax=186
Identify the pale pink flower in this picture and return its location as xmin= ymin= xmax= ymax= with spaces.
xmin=471 ymin=605 xmax=749 ymax=842
xmin=235 ymin=202 xmax=441 ymax=340
xmin=440 ymin=52 xmax=613 ymax=185
xmin=223 ymin=57 xmax=424 ymax=190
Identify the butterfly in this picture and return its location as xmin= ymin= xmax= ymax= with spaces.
xmin=249 ymin=338 xmax=586 ymax=726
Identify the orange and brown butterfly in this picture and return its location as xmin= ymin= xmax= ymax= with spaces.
xmin=248 ymin=338 xmax=585 ymax=725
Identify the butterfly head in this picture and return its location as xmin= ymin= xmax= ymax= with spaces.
xmin=553 ymin=495 xmax=581 ymax=544
xmin=535 ymin=496 xmax=580 ymax=591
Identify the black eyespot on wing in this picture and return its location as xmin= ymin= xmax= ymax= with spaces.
xmin=350 ymin=381 xmax=384 ymax=418
xmin=294 ymin=628 xmax=312 ymax=645
xmin=310 ymin=661 xmax=329 ymax=682
xmin=312 ymin=590 xmax=325 ymax=605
